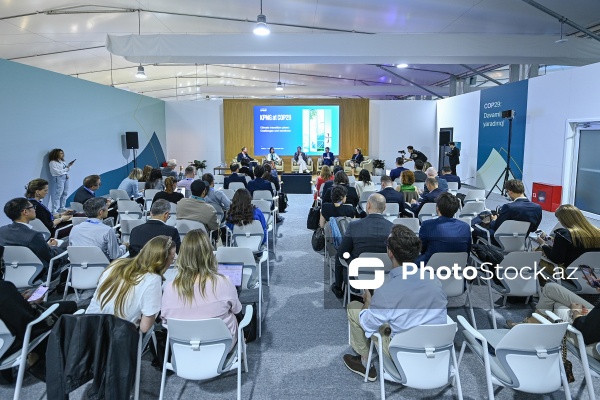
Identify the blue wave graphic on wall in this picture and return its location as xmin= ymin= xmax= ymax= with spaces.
xmin=67 ymin=131 xmax=165 ymax=203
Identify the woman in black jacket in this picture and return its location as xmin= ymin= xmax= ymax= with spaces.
xmin=25 ymin=179 xmax=73 ymax=238
xmin=322 ymin=171 xmax=359 ymax=208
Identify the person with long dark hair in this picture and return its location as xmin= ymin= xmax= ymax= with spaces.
xmin=25 ymin=179 xmax=72 ymax=237
xmin=48 ymin=148 xmax=75 ymax=213
xmin=355 ymin=169 xmax=375 ymax=198
xmin=226 ymin=189 xmax=267 ymax=245
xmin=152 ymin=177 xmax=184 ymax=204
xmin=144 ymin=168 xmax=165 ymax=191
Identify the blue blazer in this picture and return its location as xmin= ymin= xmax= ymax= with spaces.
xmin=0 ymin=222 xmax=59 ymax=268
xmin=417 ymin=217 xmax=472 ymax=264
xmin=322 ymin=152 xmax=335 ymax=166
xmin=490 ymin=197 xmax=542 ymax=236
xmin=441 ymin=174 xmax=461 ymax=189
xmin=412 ymin=188 xmax=444 ymax=216
xmin=377 ymin=188 xmax=410 ymax=217
xmin=247 ymin=178 xmax=274 ymax=196
xmin=389 ymin=167 xmax=408 ymax=182
xmin=224 ymin=173 xmax=247 ymax=189
xmin=423 ymin=177 xmax=448 ymax=195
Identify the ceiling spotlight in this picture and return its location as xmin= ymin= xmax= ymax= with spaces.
xmin=555 ymin=21 xmax=568 ymax=44
xmin=135 ymin=65 xmax=146 ymax=79
xmin=396 ymin=63 xmax=408 ymax=69
xmin=276 ymin=81 xmax=283 ymax=91
xmin=253 ymin=0 xmax=270 ymax=36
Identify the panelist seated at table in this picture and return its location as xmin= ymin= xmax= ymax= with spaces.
xmin=322 ymin=147 xmax=335 ymax=166
xmin=237 ymin=147 xmax=257 ymax=167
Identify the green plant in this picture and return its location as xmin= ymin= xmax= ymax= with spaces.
xmin=190 ymin=159 xmax=207 ymax=170
xmin=373 ymin=159 xmax=385 ymax=169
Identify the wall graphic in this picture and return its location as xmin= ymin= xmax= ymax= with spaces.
xmin=476 ymin=80 xmax=528 ymax=191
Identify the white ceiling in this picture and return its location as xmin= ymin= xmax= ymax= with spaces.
xmin=2 ymin=0 xmax=600 ymax=101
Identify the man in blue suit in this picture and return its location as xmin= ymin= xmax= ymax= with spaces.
xmin=417 ymin=192 xmax=471 ymax=264
xmin=389 ymin=157 xmax=409 ymax=182
xmin=410 ymin=178 xmax=444 ymax=216
xmin=440 ymin=167 xmax=461 ymax=189
xmin=224 ymin=163 xmax=247 ymax=189
xmin=322 ymin=147 xmax=335 ymax=166
xmin=377 ymin=176 xmax=411 ymax=217
xmin=247 ymin=165 xmax=274 ymax=196
xmin=478 ymin=179 xmax=542 ymax=246
xmin=422 ymin=167 xmax=448 ymax=194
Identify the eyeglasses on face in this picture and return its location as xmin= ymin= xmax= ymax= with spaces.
xmin=24 ymin=205 xmax=36 ymax=211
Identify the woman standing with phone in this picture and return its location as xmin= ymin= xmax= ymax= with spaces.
xmin=49 ymin=148 xmax=75 ymax=213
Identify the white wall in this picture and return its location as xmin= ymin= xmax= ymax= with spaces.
xmin=165 ymin=100 xmax=224 ymax=176
xmin=369 ymin=100 xmax=437 ymax=171
xmin=436 ymin=91 xmax=481 ymax=185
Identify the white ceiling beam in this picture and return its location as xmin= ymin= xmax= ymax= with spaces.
xmin=196 ymin=84 xmax=449 ymax=97
xmin=107 ymin=33 xmax=600 ymax=66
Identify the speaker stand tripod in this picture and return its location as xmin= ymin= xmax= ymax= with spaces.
xmin=486 ymin=116 xmax=514 ymax=199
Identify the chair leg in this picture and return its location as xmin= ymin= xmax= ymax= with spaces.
xmin=486 ymin=281 xmax=498 ymax=329
xmin=13 ymin=343 xmax=30 ymax=400
xmin=466 ymin=287 xmax=477 ymax=330
xmin=559 ymin=357 xmax=572 ymax=400
xmin=379 ymin=339 xmax=386 ymax=400
xmin=365 ymin=341 xmax=374 ymax=383
xmin=451 ymin=348 xmax=464 ymax=400
xmin=458 ymin=341 xmax=467 ymax=367
xmin=158 ymin=334 xmax=171 ymax=400
xmin=134 ymin=332 xmax=142 ymax=400
xmin=62 ymin=267 xmax=72 ymax=301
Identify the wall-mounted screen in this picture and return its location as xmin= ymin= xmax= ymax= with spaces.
xmin=253 ymin=105 xmax=340 ymax=156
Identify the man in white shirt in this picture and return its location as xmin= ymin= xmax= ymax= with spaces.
xmin=69 ymin=198 xmax=128 ymax=260
xmin=344 ymin=224 xmax=448 ymax=381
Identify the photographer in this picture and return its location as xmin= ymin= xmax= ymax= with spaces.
xmin=405 ymin=146 xmax=428 ymax=164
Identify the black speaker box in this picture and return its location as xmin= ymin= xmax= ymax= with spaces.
xmin=439 ymin=130 xmax=452 ymax=146
xmin=126 ymin=132 xmax=139 ymax=149
xmin=281 ymin=173 xmax=312 ymax=194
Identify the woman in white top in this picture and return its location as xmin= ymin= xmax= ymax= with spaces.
xmin=266 ymin=147 xmax=281 ymax=169
xmin=118 ymin=168 xmax=143 ymax=199
xmin=86 ymin=235 xmax=176 ymax=332
xmin=48 ymin=148 xmax=75 ymax=213
xmin=354 ymin=169 xmax=376 ymax=198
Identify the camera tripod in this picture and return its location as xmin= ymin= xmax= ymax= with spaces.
xmin=486 ymin=115 xmax=515 ymax=199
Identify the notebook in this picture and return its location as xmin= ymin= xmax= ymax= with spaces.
xmin=217 ymin=263 xmax=244 ymax=287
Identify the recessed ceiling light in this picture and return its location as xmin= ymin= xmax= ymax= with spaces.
xmin=396 ymin=63 xmax=408 ymax=69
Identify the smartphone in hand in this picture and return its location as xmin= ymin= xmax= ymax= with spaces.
xmin=28 ymin=285 xmax=49 ymax=302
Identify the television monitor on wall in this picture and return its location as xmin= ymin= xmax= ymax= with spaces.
xmin=253 ymin=105 xmax=340 ymax=156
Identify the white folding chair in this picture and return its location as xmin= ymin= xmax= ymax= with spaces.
xmin=2 ymin=246 xmax=66 ymax=296
xmin=69 ymin=201 xmax=84 ymax=213
xmin=371 ymin=176 xmax=381 ymax=188
xmin=366 ymin=316 xmax=463 ymax=400
xmin=457 ymin=315 xmax=571 ymax=399
xmin=166 ymin=202 xmax=177 ymax=226
xmin=383 ymin=203 xmax=400 ymax=222
xmin=221 ymin=188 xmax=236 ymax=201
xmin=109 ymin=189 xmax=130 ymax=201
xmin=252 ymin=199 xmax=276 ymax=256
xmin=29 ymin=218 xmax=51 ymax=241
xmin=483 ymin=251 xmax=542 ymax=329
xmin=463 ymin=189 xmax=486 ymax=204
xmin=117 ymin=199 xmax=145 ymax=222
xmin=447 ymin=181 xmax=459 ymax=194
xmin=159 ymin=305 xmax=253 ymax=400
xmin=120 ymin=219 xmax=145 ymax=244
xmin=138 ymin=181 xmax=145 ymax=192
xmin=458 ymin=201 xmax=485 ymax=218
xmin=392 ymin=217 xmax=420 ymax=234
xmin=557 ymin=252 xmax=600 ymax=295
xmin=0 ymin=303 xmax=60 ymax=400
xmin=143 ymin=189 xmax=160 ymax=211
xmin=428 ymin=252 xmax=476 ymax=328
xmin=414 ymin=182 xmax=425 ymax=192
xmin=348 ymin=176 xmax=356 ymax=187
xmin=231 ymin=220 xmax=270 ymax=287
xmin=358 ymin=191 xmax=371 ymax=212
xmin=64 ymin=246 xmax=110 ymax=301
xmin=251 ymin=191 xmax=279 ymax=244
xmin=457 ymin=216 xmax=472 ymax=226
xmin=493 ymin=220 xmax=531 ymax=253
xmin=229 ymin=182 xmax=246 ymax=191
xmin=175 ymin=219 xmax=207 ymax=242
xmin=417 ymin=202 xmax=438 ymax=222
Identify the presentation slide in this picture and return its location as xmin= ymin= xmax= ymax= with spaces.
xmin=254 ymin=105 xmax=339 ymax=156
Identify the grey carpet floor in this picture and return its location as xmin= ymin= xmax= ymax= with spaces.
xmin=3 ymin=190 xmax=599 ymax=399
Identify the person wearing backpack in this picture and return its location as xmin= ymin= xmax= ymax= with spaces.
xmin=331 ymin=193 xmax=392 ymax=299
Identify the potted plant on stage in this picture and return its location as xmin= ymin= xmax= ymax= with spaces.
xmin=190 ymin=160 xmax=207 ymax=176
xmin=373 ymin=159 xmax=385 ymax=176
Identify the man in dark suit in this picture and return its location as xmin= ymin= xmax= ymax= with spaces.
xmin=224 ymin=163 xmax=248 ymax=189
xmin=377 ymin=176 xmax=410 ymax=217
xmin=407 ymin=146 xmax=428 ymax=164
xmin=73 ymin=174 xmax=101 ymax=204
xmin=389 ymin=157 xmax=409 ymax=182
xmin=238 ymin=159 xmax=255 ymax=180
xmin=237 ymin=147 xmax=256 ymax=167
xmin=0 ymin=198 xmax=65 ymax=280
xmin=413 ymin=160 xmax=428 ymax=183
xmin=447 ymin=142 xmax=460 ymax=175
xmin=422 ymin=167 xmax=448 ymax=194
xmin=247 ymin=165 xmax=274 ymax=196
xmin=417 ymin=193 xmax=471 ymax=264
xmin=440 ymin=166 xmax=461 ymax=189
xmin=129 ymin=199 xmax=180 ymax=257
xmin=322 ymin=147 xmax=335 ymax=166
xmin=332 ymin=193 xmax=393 ymax=298
xmin=476 ymin=179 xmax=542 ymax=246
xmin=410 ymin=178 xmax=444 ymax=216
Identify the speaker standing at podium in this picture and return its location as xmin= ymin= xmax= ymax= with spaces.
xmin=446 ymin=142 xmax=460 ymax=175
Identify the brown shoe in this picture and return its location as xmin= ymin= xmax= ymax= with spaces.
xmin=343 ymin=354 xmax=377 ymax=382
xmin=505 ymin=320 xmax=521 ymax=329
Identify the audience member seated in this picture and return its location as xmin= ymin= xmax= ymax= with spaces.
xmin=129 ymin=199 xmax=181 ymax=258
xmin=262 ymin=164 xmax=280 ymax=193
xmin=226 ymin=189 xmax=267 ymax=246
xmin=176 ymin=180 xmax=219 ymax=233
xmin=413 ymin=159 xmax=428 ymax=182
xmin=145 ymin=168 xmax=165 ymax=191
xmin=202 ymin=173 xmax=231 ymax=217
xmin=73 ymin=174 xmax=101 ymax=204
xmin=377 ymin=175 xmax=411 ymax=217
xmin=224 ymin=163 xmax=248 ymax=189
xmin=410 ymin=177 xmax=444 ymax=216
xmin=389 ymin=157 xmax=409 ymax=183
xmin=176 ymin=166 xmax=196 ymax=196
xmin=536 ymin=204 xmax=600 ymax=268
xmin=473 ymin=179 xmax=542 ymax=246
xmin=332 ymin=193 xmax=392 ymax=298
xmin=0 ymin=278 xmax=77 ymax=372
xmin=344 ymin=224 xmax=448 ymax=380
xmin=320 ymin=165 xmax=343 ymax=200
xmin=320 ymin=186 xmax=356 ymax=228
xmin=25 ymin=179 xmax=72 ymax=238
xmin=507 ymin=282 xmax=600 ymax=346
xmin=315 ymin=165 xmax=334 ymax=200
xmin=86 ymin=235 xmax=175 ymax=333
xmin=396 ymin=170 xmax=417 ymax=192
xmin=152 ymin=177 xmax=184 ymax=205
xmin=322 ymin=171 xmax=359 ymax=207
xmin=247 ymin=165 xmax=274 ymax=196
xmin=422 ymin=167 xmax=448 ymax=194
xmin=239 ymin=159 xmax=255 ymax=180
xmin=162 ymin=229 xmax=243 ymax=347
xmin=118 ymin=168 xmax=143 ymax=200
xmin=139 ymin=165 xmax=153 ymax=183
xmin=0 ymin=198 xmax=65 ymax=280
xmin=161 ymin=159 xmax=179 ymax=181
xmin=417 ymin=192 xmax=471 ymax=264
xmin=69 ymin=198 xmax=128 ymax=260
xmin=355 ymin=169 xmax=376 ymax=198
xmin=440 ymin=166 xmax=461 ymax=189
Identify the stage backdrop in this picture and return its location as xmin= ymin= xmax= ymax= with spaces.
xmin=476 ymin=80 xmax=529 ymax=191
xmin=224 ymin=99 xmax=369 ymax=172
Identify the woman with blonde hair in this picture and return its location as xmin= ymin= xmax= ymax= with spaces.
xmin=152 ymin=176 xmax=184 ymax=204
xmin=314 ymin=165 xmax=333 ymax=200
xmin=161 ymin=229 xmax=242 ymax=345
xmin=537 ymin=204 xmax=600 ymax=267
xmin=140 ymin=165 xmax=153 ymax=182
xmin=118 ymin=167 xmax=143 ymax=199
xmin=86 ymin=235 xmax=176 ymax=333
